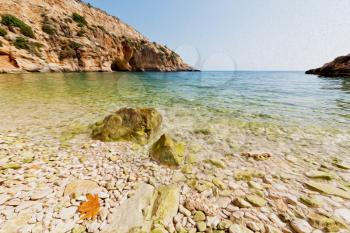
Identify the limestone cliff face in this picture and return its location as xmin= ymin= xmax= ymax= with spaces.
xmin=0 ymin=0 xmax=193 ymax=73
xmin=306 ymin=54 xmax=350 ymax=78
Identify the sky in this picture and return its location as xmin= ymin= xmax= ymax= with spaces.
xmin=84 ymin=0 xmax=350 ymax=71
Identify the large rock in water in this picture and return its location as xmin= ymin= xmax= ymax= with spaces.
xmin=92 ymin=108 xmax=162 ymax=145
xmin=306 ymin=54 xmax=350 ymax=77
xmin=150 ymin=134 xmax=185 ymax=167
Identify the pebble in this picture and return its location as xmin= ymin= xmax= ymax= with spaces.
xmin=290 ymin=219 xmax=313 ymax=233
xmin=60 ymin=206 xmax=77 ymax=220
xmin=31 ymin=189 xmax=51 ymax=200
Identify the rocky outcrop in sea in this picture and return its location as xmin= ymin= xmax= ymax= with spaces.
xmin=306 ymin=54 xmax=350 ymax=77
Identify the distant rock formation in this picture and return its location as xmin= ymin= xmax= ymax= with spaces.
xmin=0 ymin=0 xmax=193 ymax=73
xmin=306 ymin=54 xmax=350 ymax=77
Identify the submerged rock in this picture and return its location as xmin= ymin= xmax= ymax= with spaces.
xmin=92 ymin=108 xmax=162 ymax=145
xmin=150 ymin=134 xmax=185 ymax=167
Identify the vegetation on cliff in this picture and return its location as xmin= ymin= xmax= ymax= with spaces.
xmin=0 ymin=0 xmax=192 ymax=73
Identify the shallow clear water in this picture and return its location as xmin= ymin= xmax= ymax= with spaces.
xmin=0 ymin=71 xmax=349 ymax=160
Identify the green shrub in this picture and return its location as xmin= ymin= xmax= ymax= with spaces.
xmin=72 ymin=13 xmax=87 ymax=27
xmin=1 ymin=14 xmax=35 ymax=38
xmin=59 ymin=41 xmax=83 ymax=60
xmin=59 ymin=47 xmax=75 ymax=60
xmin=77 ymin=29 xmax=85 ymax=37
xmin=69 ymin=41 xmax=83 ymax=50
xmin=42 ymin=24 xmax=56 ymax=35
xmin=0 ymin=27 xmax=7 ymax=37
xmin=14 ymin=36 xmax=43 ymax=56
xmin=14 ymin=36 xmax=29 ymax=49
xmin=0 ymin=40 xmax=2 ymax=47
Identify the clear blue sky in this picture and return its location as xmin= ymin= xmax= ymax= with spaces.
xmin=84 ymin=0 xmax=350 ymax=71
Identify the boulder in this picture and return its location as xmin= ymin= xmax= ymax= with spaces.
xmin=92 ymin=108 xmax=162 ymax=145
xmin=101 ymin=183 xmax=155 ymax=233
xmin=150 ymin=134 xmax=185 ymax=167
xmin=152 ymin=184 xmax=180 ymax=227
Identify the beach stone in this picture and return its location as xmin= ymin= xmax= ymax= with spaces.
xmin=92 ymin=108 xmax=162 ymax=145
xmin=245 ymin=195 xmax=266 ymax=207
xmin=152 ymin=184 xmax=180 ymax=226
xmin=193 ymin=211 xmax=206 ymax=222
xmin=290 ymin=219 xmax=313 ymax=233
xmin=197 ymin=221 xmax=207 ymax=232
xmin=307 ymin=213 xmax=346 ymax=232
xmin=248 ymin=181 xmax=263 ymax=190
xmin=299 ymin=196 xmax=322 ymax=208
xmin=64 ymin=180 xmax=100 ymax=197
xmin=217 ymin=220 xmax=233 ymax=230
xmin=0 ymin=212 xmax=32 ymax=233
xmin=103 ymin=183 xmax=154 ymax=233
xmin=0 ymin=194 xmax=10 ymax=205
xmin=235 ymin=170 xmax=264 ymax=181
xmin=31 ymin=223 xmax=44 ymax=233
xmin=1 ymin=163 xmax=21 ymax=170
xmin=150 ymin=134 xmax=184 ymax=167
xmin=31 ymin=189 xmax=51 ymax=200
xmin=233 ymin=198 xmax=252 ymax=208
xmin=229 ymin=224 xmax=253 ymax=233
xmin=72 ymin=225 xmax=86 ymax=233
xmin=333 ymin=162 xmax=350 ymax=170
xmin=185 ymin=154 xmax=198 ymax=164
xmin=51 ymin=220 xmax=75 ymax=233
xmin=304 ymin=181 xmax=350 ymax=199
xmin=334 ymin=208 xmax=350 ymax=224
xmin=212 ymin=178 xmax=227 ymax=190
xmin=60 ymin=206 xmax=77 ymax=220
xmin=206 ymin=158 xmax=226 ymax=168
xmin=306 ymin=171 xmax=333 ymax=180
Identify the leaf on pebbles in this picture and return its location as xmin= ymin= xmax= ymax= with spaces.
xmin=78 ymin=194 xmax=100 ymax=220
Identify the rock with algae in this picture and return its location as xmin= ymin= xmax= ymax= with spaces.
xmin=92 ymin=108 xmax=162 ymax=145
xmin=150 ymin=134 xmax=185 ymax=167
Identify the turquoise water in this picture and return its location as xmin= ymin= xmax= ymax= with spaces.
xmin=0 ymin=71 xmax=349 ymax=159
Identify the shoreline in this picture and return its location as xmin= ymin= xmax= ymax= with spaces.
xmin=1 ymin=108 xmax=349 ymax=233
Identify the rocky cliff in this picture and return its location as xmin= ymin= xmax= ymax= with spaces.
xmin=306 ymin=54 xmax=350 ymax=77
xmin=0 ymin=0 xmax=192 ymax=73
